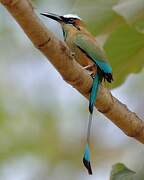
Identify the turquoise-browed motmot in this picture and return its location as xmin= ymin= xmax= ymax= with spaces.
xmin=41 ymin=13 xmax=113 ymax=175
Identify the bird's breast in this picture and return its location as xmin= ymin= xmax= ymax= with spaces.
xmin=74 ymin=47 xmax=93 ymax=67
xmin=65 ymin=36 xmax=93 ymax=67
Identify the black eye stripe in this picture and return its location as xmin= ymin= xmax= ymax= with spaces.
xmin=62 ymin=17 xmax=78 ymax=25
xmin=66 ymin=18 xmax=77 ymax=23
xmin=67 ymin=18 xmax=74 ymax=22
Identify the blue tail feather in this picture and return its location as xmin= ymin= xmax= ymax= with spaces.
xmin=83 ymin=73 xmax=102 ymax=175
xmin=89 ymin=74 xmax=101 ymax=114
xmin=83 ymin=144 xmax=90 ymax=161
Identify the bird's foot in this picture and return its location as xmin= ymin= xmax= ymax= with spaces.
xmin=83 ymin=64 xmax=95 ymax=71
xmin=83 ymin=64 xmax=97 ymax=79
xmin=86 ymin=71 xmax=94 ymax=77
xmin=90 ymin=73 xmax=95 ymax=79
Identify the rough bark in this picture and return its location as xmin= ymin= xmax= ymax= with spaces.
xmin=0 ymin=0 xmax=144 ymax=143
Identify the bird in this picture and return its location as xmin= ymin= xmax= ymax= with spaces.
xmin=40 ymin=12 xmax=113 ymax=175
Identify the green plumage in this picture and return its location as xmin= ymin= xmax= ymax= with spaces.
xmin=74 ymin=34 xmax=112 ymax=74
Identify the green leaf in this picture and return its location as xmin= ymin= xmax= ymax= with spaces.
xmin=110 ymin=163 xmax=135 ymax=180
xmin=113 ymin=0 xmax=144 ymax=33
xmin=104 ymin=24 xmax=144 ymax=88
xmin=71 ymin=0 xmax=144 ymax=88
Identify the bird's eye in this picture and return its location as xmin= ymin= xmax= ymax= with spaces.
xmin=68 ymin=18 xmax=74 ymax=24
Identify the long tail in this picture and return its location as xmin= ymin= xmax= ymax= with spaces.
xmin=83 ymin=73 xmax=102 ymax=175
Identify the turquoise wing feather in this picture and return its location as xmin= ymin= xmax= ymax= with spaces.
xmin=74 ymin=34 xmax=112 ymax=74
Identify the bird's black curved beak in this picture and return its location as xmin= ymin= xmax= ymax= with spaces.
xmin=40 ymin=13 xmax=63 ymax=22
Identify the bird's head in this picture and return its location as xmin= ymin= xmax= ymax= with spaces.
xmin=40 ymin=12 xmax=83 ymax=31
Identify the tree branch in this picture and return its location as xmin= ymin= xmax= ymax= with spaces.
xmin=1 ymin=0 xmax=144 ymax=143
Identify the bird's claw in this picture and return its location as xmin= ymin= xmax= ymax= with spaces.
xmin=90 ymin=73 xmax=95 ymax=79
xmin=83 ymin=65 xmax=96 ymax=79
xmin=83 ymin=64 xmax=95 ymax=71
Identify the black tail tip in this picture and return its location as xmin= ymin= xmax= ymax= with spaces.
xmin=89 ymin=104 xmax=93 ymax=115
xmin=83 ymin=157 xmax=93 ymax=175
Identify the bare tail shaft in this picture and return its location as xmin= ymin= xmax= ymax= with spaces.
xmin=87 ymin=113 xmax=93 ymax=144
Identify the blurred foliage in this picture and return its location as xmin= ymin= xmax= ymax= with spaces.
xmin=72 ymin=0 xmax=144 ymax=88
xmin=110 ymin=163 xmax=135 ymax=180
xmin=113 ymin=0 xmax=144 ymax=33
xmin=72 ymin=0 xmax=120 ymax=34
xmin=104 ymin=24 xmax=144 ymax=87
